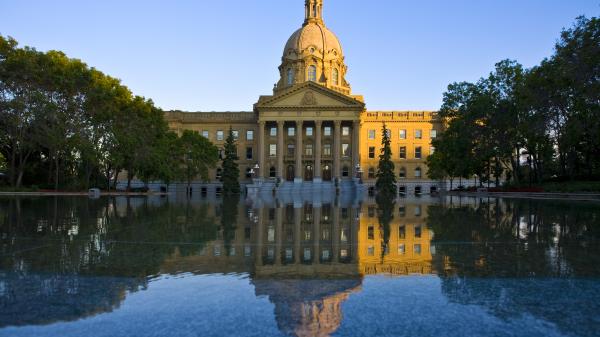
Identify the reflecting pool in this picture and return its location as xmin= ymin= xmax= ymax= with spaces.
xmin=1 ymin=195 xmax=600 ymax=337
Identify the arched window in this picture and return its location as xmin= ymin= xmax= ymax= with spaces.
xmin=287 ymin=68 xmax=294 ymax=86
xmin=332 ymin=68 xmax=339 ymax=86
xmin=415 ymin=167 xmax=422 ymax=179
xmin=269 ymin=166 xmax=276 ymax=178
xmin=308 ymin=65 xmax=317 ymax=82
xmin=399 ymin=167 xmax=406 ymax=179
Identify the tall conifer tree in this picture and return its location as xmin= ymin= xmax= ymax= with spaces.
xmin=375 ymin=123 xmax=397 ymax=198
xmin=222 ymin=127 xmax=240 ymax=195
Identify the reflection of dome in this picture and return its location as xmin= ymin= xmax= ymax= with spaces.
xmin=253 ymin=278 xmax=361 ymax=337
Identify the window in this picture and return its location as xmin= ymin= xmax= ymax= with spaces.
xmin=415 ymin=205 xmax=422 ymax=217
xmin=269 ymin=166 xmax=276 ymax=178
xmin=216 ymin=168 xmax=222 ymax=180
xmin=217 ymin=130 xmax=224 ymax=141
xmin=245 ymin=168 xmax=252 ymax=178
xmin=368 ymin=226 xmax=374 ymax=240
xmin=398 ymin=244 xmax=406 ymax=255
xmin=414 ymin=244 xmax=422 ymax=255
xmin=288 ymin=127 xmax=295 ymax=136
xmin=430 ymin=146 xmax=435 ymax=155
xmin=232 ymin=130 xmax=239 ymax=140
xmin=269 ymin=144 xmax=277 ymax=157
xmin=430 ymin=129 xmax=437 ymax=138
xmin=385 ymin=129 xmax=391 ymax=139
xmin=323 ymin=144 xmax=331 ymax=156
xmin=399 ymin=205 xmax=406 ymax=217
xmin=306 ymin=127 xmax=313 ymax=136
xmin=332 ymin=68 xmax=339 ymax=86
xmin=368 ymin=146 xmax=375 ymax=159
xmin=246 ymin=147 xmax=253 ymax=160
xmin=246 ymin=130 xmax=254 ymax=140
xmin=287 ymin=68 xmax=294 ymax=86
xmin=368 ymin=206 xmax=375 ymax=217
xmin=308 ymin=65 xmax=317 ymax=82
xmin=368 ymin=167 xmax=375 ymax=179
xmin=287 ymin=144 xmax=295 ymax=156
xmin=415 ymin=146 xmax=422 ymax=159
xmin=304 ymin=248 xmax=312 ymax=261
xmin=367 ymin=246 xmax=374 ymax=256
xmin=415 ymin=226 xmax=422 ymax=238
xmin=342 ymin=166 xmax=349 ymax=177
xmin=399 ymin=167 xmax=406 ymax=179
xmin=324 ymin=127 xmax=331 ymax=136
xmin=399 ymin=186 xmax=407 ymax=196
xmin=368 ymin=130 xmax=375 ymax=139
xmin=399 ymin=129 xmax=406 ymax=139
xmin=415 ymin=186 xmax=422 ymax=195
xmin=399 ymin=225 xmax=406 ymax=239
xmin=415 ymin=129 xmax=422 ymax=139
xmin=202 ymin=130 xmax=209 ymax=139
xmin=400 ymin=146 xmax=406 ymax=159
xmin=342 ymin=126 xmax=350 ymax=136
xmin=342 ymin=143 xmax=350 ymax=157
xmin=270 ymin=127 xmax=277 ymax=137
xmin=305 ymin=144 xmax=313 ymax=156
xmin=415 ymin=167 xmax=422 ymax=178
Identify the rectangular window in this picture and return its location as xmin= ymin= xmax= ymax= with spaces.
xmin=400 ymin=146 xmax=406 ymax=159
xmin=399 ymin=129 xmax=406 ymax=139
xmin=305 ymin=144 xmax=313 ymax=156
xmin=431 ymin=129 xmax=437 ymax=138
xmin=415 ymin=225 xmax=422 ymax=238
xmin=415 ymin=205 xmax=422 ymax=217
xmin=246 ymin=147 xmax=253 ymax=160
xmin=324 ymin=126 xmax=331 ymax=136
xmin=430 ymin=146 xmax=435 ymax=155
xmin=415 ymin=129 xmax=422 ymax=139
xmin=385 ymin=129 xmax=391 ymax=138
xmin=399 ymin=205 xmax=406 ymax=217
xmin=342 ymin=143 xmax=350 ymax=157
xmin=398 ymin=244 xmax=406 ymax=255
xmin=304 ymin=230 xmax=311 ymax=241
xmin=415 ymin=146 xmax=422 ymax=159
xmin=399 ymin=225 xmax=406 ymax=239
xmin=367 ymin=245 xmax=374 ymax=256
xmin=287 ymin=144 xmax=295 ymax=156
xmin=217 ymin=130 xmax=224 ymax=141
xmin=304 ymin=248 xmax=311 ymax=261
xmin=368 ymin=226 xmax=374 ymax=240
xmin=368 ymin=130 xmax=376 ymax=139
xmin=270 ymin=127 xmax=277 ymax=137
xmin=232 ymin=130 xmax=239 ymax=140
xmin=269 ymin=144 xmax=277 ymax=157
xmin=202 ymin=130 xmax=209 ymax=139
xmin=246 ymin=130 xmax=254 ymax=140
xmin=323 ymin=144 xmax=331 ymax=156
xmin=288 ymin=127 xmax=295 ymax=136
xmin=306 ymin=127 xmax=313 ymax=136
xmin=414 ymin=244 xmax=422 ymax=255
xmin=342 ymin=126 xmax=350 ymax=136
xmin=368 ymin=146 xmax=375 ymax=159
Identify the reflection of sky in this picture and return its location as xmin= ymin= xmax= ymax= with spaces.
xmin=2 ymin=273 xmax=592 ymax=337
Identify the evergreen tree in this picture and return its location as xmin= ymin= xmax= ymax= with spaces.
xmin=222 ymin=127 xmax=240 ymax=195
xmin=375 ymin=123 xmax=397 ymax=198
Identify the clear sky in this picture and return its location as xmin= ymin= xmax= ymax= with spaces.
xmin=0 ymin=0 xmax=597 ymax=111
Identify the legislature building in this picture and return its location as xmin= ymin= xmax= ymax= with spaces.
xmin=164 ymin=0 xmax=443 ymax=196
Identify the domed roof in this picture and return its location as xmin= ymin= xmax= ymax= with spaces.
xmin=283 ymin=22 xmax=343 ymax=58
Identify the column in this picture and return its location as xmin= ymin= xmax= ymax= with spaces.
xmin=314 ymin=120 xmax=323 ymax=183
xmin=333 ymin=120 xmax=342 ymax=181
xmin=277 ymin=121 xmax=285 ymax=180
xmin=295 ymin=120 xmax=303 ymax=183
xmin=352 ymin=120 xmax=360 ymax=178
xmin=255 ymin=208 xmax=264 ymax=266
xmin=332 ymin=206 xmax=340 ymax=263
xmin=258 ymin=121 xmax=266 ymax=179
xmin=275 ymin=207 xmax=283 ymax=265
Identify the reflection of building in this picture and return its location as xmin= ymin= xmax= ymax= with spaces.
xmin=159 ymin=199 xmax=436 ymax=336
xmin=161 ymin=0 xmax=443 ymax=195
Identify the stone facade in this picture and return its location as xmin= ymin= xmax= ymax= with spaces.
xmin=162 ymin=0 xmax=443 ymax=194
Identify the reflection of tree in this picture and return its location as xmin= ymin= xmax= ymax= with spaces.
xmin=375 ymin=194 xmax=395 ymax=261
xmin=0 ymin=196 xmax=219 ymax=327
xmin=220 ymin=195 xmax=239 ymax=256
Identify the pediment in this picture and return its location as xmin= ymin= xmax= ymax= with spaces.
xmin=255 ymin=82 xmax=364 ymax=110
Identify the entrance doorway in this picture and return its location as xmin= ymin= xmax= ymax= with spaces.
xmin=322 ymin=165 xmax=332 ymax=181
xmin=304 ymin=165 xmax=314 ymax=181
xmin=286 ymin=165 xmax=295 ymax=181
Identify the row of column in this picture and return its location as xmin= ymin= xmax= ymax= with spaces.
xmin=258 ymin=120 xmax=361 ymax=181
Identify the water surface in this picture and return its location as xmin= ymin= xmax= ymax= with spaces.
xmin=1 ymin=195 xmax=599 ymax=337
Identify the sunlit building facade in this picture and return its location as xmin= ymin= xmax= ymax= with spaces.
xmin=164 ymin=0 xmax=443 ymax=195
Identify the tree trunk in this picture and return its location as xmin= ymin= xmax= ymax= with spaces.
xmin=54 ymin=157 xmax=60 ymax=191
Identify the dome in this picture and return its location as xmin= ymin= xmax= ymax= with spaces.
xmin=283 ymin=22 xmax=343 ymax=59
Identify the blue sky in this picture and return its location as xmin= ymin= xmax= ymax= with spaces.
xmin=0 ymin=0 xmax=597 ymax=111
